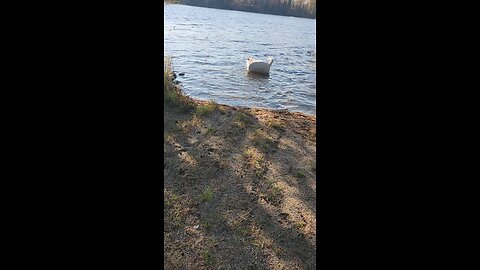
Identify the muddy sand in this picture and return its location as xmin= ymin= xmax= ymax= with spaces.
xmin=164 ymin=93 xmax=316 ymax=269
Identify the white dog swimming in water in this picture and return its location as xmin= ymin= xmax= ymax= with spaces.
xmin=246 ymin=57 xmax=273 ymax=75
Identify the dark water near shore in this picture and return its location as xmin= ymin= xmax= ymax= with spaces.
xmin=164 ymin=4 xmax=316 ymax=115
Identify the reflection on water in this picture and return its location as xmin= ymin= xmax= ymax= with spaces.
xmin=164 ymin=4 xmax=316 ymax=115
xmin=246 ymin=72 xmax=270 ymax=80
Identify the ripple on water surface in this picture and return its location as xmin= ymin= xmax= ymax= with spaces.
xmin=165 ymin=5 xmax=316 ymax=116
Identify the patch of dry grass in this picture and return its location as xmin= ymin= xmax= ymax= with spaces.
xmin=195 ymin=99 xmax=218 ymax=116
xmin=233 ymin=111 xmax=253 ymax=128
xmin=265 ymin=181 xmax=283 ymax=205
xmin=164 ymin=189 xmax=192 ymax=230
xmin=267 ymin=119 xmax=284 ymax=131
xmin=251 ymin=129 xmax=276 ymax=152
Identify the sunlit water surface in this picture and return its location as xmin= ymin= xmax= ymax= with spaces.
xmin=164 ymin=4 xmax=316 ymax=115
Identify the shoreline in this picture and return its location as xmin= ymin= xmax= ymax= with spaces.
xmin=170 ymin=73 xmax=316 ymax=120
xmin=193 ymin=97 xmax=316 ymax=120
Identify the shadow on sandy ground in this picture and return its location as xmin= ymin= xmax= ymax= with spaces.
xmin=164 ymin=100 xmax=316 ymax=269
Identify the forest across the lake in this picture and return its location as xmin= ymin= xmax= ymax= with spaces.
xmin=175 ymin=0 xmax=316 ymax=19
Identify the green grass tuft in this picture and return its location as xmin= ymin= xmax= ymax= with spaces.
xmin=206 ymin=126 xmax=215 ymax=134
xmin=296 ymin=171 xmax=306 ymax=179
xmin=201 ymin=187 xmax=214 ymax=202
xmin=266 ymin=183 xmax=283 ymax=205
xmin=295 ymin=222 xmax=306 ymax=229
xmin=195 ymin=100 xmax=218 ymax=116
xmin=203 ymin=250 xmax=214 ymax=265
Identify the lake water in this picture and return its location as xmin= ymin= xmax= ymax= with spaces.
xmin=164 ymin=4 xmax=316 ymax=115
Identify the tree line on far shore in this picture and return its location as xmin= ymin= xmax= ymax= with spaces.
xmin=177 ymin=0 xmax=316 ymax=19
